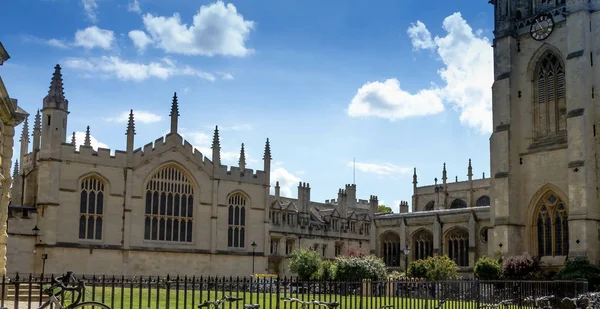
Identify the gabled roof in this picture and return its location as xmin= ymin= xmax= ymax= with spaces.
xmin=0 ymin=42 xmax=9 ymax=66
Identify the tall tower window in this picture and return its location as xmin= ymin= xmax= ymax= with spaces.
xmin=533 ymin=52 xmax=566 ymax=141
xmin=144 ymin=165 xmax=194 ymax=243
xmin=79 ymin=176 xmax=105 ymax=240
xmin=381 ymin=231 xmax=400 ymax=267
xmin=227 ymin=192 xmax=247 ymax=248
xmin=446 ymin=229 xmax=469 ymax=267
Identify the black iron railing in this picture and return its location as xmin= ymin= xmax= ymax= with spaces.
xmin=0 ymin=274 xmax=589 ymax=309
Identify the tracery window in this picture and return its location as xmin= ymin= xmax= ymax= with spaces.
xmin=425 ymin=201 xmax=435 ymax=211
xmin=79 ymin=176 xmax=105 ymax=240
xmin=144 ymin=165 xmax=194 ymax=242
xmin=536 ymin=192 xmax=569 ymax=256
xmin=413 ymin=230 xmax=433 ymax=261
xmin=381 ymin=232 xmax=400 ymax=267
xmin=227 ymin=192 xmax=247 ymax=248
xmin=476 ymin=196 xmax=491 ymax=206
xmin=447 ymin=229 xmax=469 ymax=267
xmin=533 ymin=52 xmax=566 ymax=140
xmin=450 ymin=199 xmax=467 ymax=209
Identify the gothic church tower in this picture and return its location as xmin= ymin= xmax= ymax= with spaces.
xmin=490 ymin=0 xmax=600 ymax=265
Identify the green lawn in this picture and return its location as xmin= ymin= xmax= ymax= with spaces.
xmin=51 ymin=287 xmax=488 ymax=309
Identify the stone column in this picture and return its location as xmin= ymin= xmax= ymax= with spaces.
xmin=468 ymin=212 xmax=477 ymax=267
xmin=0 ymin=125 xmax=15 ymax=275
xmin=433 ymin=216 xmax=442 ymax=256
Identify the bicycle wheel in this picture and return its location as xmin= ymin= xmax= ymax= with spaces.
xmin=70 ymin=301 xmax=112 ymax=309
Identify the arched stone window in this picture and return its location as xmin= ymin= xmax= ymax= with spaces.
xmin=533 ymin=51 xmax=566 ymax=140
xmin=536 ymin=191 xmax=568 ymax=257
xmin=446 ymin=229 xmax=469 ymax=267
xmin=79 ymin=175 xmax=105 ymax=240
xmin=450 ymin=199 xmax=467 ymax=209
xmin=228 ymin=192 xmax=247 ymax=248
xmin=413 ymin=230 xmax=433 ymax=261
xmin=424 ymin=201 xmax=435 ymax=211
xmin=381 ymin=232 xmax=400 ymax=267
xmin=144 ymin=165 xmax=194 ymax=242
xmin=475 ymin=196 xmax=491 ymax=206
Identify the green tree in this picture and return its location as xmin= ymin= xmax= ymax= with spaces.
xmin=406 ymin=255 xmax=459 ymax=280
xmin=316 ymin=259 xmax=335 ymax=281
xmin=555 ymin=257 xmax=600 ymax=291
xmin=474 ymin=256 xmax=502 ymax=280
xmin=333 ymin=254 xmax=387 ymax=281
xmin=378 ymin=205 xmax=393 ymax=213
xmin=289 ymin=249 xmax=322 ymax=281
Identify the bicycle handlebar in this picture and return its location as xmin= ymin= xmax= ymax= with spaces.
xmin=45 ymin=271 xmax=85 ymax=305
xmin=197 ymin=295 xmax=244 ymax=308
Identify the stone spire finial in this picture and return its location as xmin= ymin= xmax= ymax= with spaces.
xmin=211 ymin=126 xmax=221 ymax=164
xmin=20 ymin=118 xmax=29 ymax=143
xmin=43 ymin=64 xmax=68 ymax=107
xmin=84 ymin=126 xmax=91 ymax=147
xmin=412 ymin=167 xmax=417 ymax=184
xmin=434 ymin=177 xmax=438 ymax=185
xmin=127 ymin=109 xmax=135 ymax=135
xmin=169 ymin=92 xmax=179 ymax=134
xmin=468 ymin=158 xmax=473 ymax=178
xmin=263 ymin=138 xmax=272 ymax=160
xmin=71 ymin=131 xmax=76 ymax=148
xmin=455 ymin=176 xmax=458 ymax=182
xmin=32 ymin=109 xmax=41 ymax=151
xmin=239 ymin=143 xmax=246 ymax=171
xmin=13 ymin=160 xmax=19 ymax=178
xmin=483 ymin=172 xmax=485 ymax=178
xmin=442 ymin=162 xmax=447 ymax=183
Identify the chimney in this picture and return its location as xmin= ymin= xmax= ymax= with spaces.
xmin=399 ymin=201 xmax=409 ymax=213
xmin=275 ymin=181 xmax=280 ymax=201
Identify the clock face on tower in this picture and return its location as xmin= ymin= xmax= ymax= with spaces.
xmin=530 ymin=13 xmax=555 ymax=41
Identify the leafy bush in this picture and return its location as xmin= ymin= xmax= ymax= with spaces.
xmin=333 ymin=254 xmax=387 ymax=281
xmin=315 ymin=259 xmax=335 ymax=281
xmin=388 ymin=271 xmax=406 ymax=279
xmin=289 ymin=249 xmax=322 ymax=281
xmin=407 ymin=255 xmax=459 ymax=280
xmin=555 ymin=257 xmax=600 ymax=291
xmin=474 ymin=256 xmax=502 ymax=280
xmin=502 ymin=253 xmax=540 ymax=279
xmin=407 ymin=259 xmax=428 ymax=279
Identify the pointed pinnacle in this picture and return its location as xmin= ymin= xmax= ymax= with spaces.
xmin=468 ymin=158 xmax=472 ymax=167
xmin=127 ymin=109 xmax=135 ymax=135
xmin=33 ymin=110 xmax=41 ymax=131
xmin=211 ymin=126 xmax=220 ymax=150
xmin=71 ymin=131 xmax=76 ymax=145
xmin=170 ymin=92 xmax=180 ymax=117
xmin=84 ymin=126 xmax=91 ymax=147
xmin=413 ymin=167 xmax=417 ymax=176
xmin=239 ymin=143 xmax=246 ymax=170
xmin=443 ymin=162 xmax=446 ymax=171
xmin=20 ymin=117 xmax=29 ymax=143
xmin=44 ymin=64 xmax=67 ymax=105
xmin=13 ymin=160 xmax=19 ymax=177
xmin=263 ymin=138 xmax=272 ymax=160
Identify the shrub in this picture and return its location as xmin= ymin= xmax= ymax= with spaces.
xmin=289 ymin=249 xmax=322 ymax=281
xmin=316 ymin=259 xmax=335 ymax=281
xmin=388 ymin=270 xmax=406 ymax=279
xmin=407 ymin=255 xmax=459 ymax=280
xmin=555 ymin=257 xmax=600 ymax=291
xmin=474 ymin=256 xmax=503 ymax=280
xmin=333 ymin=254 xmax=387 ymax=281
xmin=502 ymin=253 xmax=540 ymax=279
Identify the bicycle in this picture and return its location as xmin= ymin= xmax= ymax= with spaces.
xmin=38 ymin=271 xmax=111 ymax=309
xmin=281 ymin=297 xmax=315 ymax=309
xmin=312 ymin=300 xmax=340 ymax=308
xmin=198 ymin=295 xmax=260 ymax=309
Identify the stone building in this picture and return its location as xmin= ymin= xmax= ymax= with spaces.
xmin=374 ymin=0 xmax=600 ymax=274
xmin=0 ymin=41 xmax=28 ymax=275
xmin=375 ymin=163 xmax=491 ymax=276
xmin=6 ymin=65 xmax=379 ymax=277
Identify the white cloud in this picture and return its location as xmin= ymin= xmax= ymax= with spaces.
xmin=47 ymin=39 xmax=69 ymax=49
xmin=128 ymin=30 xmax=152 ymax=52
xmin=74 ymin=26 xmax=115 ymax=50
xmin=349 ymin=161 xmax=411 ymax=176
xmin=74 ymin=131 xmax=108 ymax=150
xmin=134 ymin=0 xmax=255 ymax=57
xmin=128 ymin=0 xmax=141 ymax=14
xmin=348 ymin=12 xmax=493 ymax=134
xmin=22 ymin=35 xmax=70 ymax=49
xmin=271 ymin=165 xmax=301 ymax=198
xmin=203 ymin=124 xmax=252 ymax=131
xmin=81 ymin=0 xmax=99 ymax=23
xmin=103 ymin=110 xmax=162 ymax=124
xmin=178 ymin=128 xmax=244 ymax=165
xmin=347 ymin=78 xmax=444 ymax=120
xmin=63 ymin=56 xmax=219 ymax=82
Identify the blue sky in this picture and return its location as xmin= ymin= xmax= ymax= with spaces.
xmin=1 ymin=0 xmax=494 ymax=212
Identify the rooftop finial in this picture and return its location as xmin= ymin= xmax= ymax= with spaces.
xmin=263 ymin=138 xmax=272 ymax=160
xmin=239 ymin=143 xmax=246 ymax=171
xmin=468 ymin=158 xmax=473 ymax=178
xmin=84 ymin=126 xmax=91 ymax=147
xmin=33 ymin=109 xmax=41 ymax=131
xmin=43 ymin=64 xmax=68 ymax=108
xmin=20 ymin=117 xmax=29 ymax=143
xmin=71 ymin=131 xmax=76 ymax=148
xmin=212 ymin=126 xmax=221 ymax=164
xmin=442 ymin=162 xmax=447 ymax=182
xmin=169 ymin=92 xmax=179 ymax=134
xmin=13 ymin=160 xmax=19 ymax=178
xmin=127 ymin=109 xmax=135 ymax=135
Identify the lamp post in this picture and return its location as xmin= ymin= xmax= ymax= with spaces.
xmin=251 ymin=241 xmax=257 ymax=274
xmin=32 ymin=225 xmax=39 ymax=254
xmin=402 ymin=244 xmax=411 ymax=271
